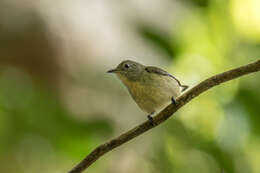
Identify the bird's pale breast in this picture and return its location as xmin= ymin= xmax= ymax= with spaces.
xmin=119 ymin=73 xmax=181 ymax=113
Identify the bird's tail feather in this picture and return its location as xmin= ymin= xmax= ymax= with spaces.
xmin=181 ymin=85 xmax=189 ymax=92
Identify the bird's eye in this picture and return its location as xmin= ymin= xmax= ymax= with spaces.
xmin=124 ymin=64 xmax=130 ymax=68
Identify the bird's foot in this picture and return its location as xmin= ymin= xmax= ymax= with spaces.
xmin=171 ymin=96 xmax=177 ymax=106
xmin=147 ymin=113 xmax=155 ymax=125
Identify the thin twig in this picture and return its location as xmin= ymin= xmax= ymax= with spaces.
xmin=68 ymin=59 xmax=260 ymax=173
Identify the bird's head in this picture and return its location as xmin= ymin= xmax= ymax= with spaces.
xmin=107 ymin=60 xmax=145 ymax=81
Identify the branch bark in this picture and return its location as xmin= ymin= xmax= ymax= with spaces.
xmin=68 ymin=59 xmax=260 ymax=173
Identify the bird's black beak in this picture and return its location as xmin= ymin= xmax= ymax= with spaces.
xmin=107 ymin=68 xmax=118 ymax=73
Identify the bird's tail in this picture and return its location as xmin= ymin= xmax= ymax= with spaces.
xmin=181 ymin=85 xmax=189 ymax=92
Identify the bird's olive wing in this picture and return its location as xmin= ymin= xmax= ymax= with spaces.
xmin=145 ymin=66 xmax=188 ymax=91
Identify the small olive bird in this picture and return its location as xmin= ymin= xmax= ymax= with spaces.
xmin=107 ymin=60 xmax=188 ymax=124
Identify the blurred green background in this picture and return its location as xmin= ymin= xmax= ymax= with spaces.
xmin=0 ymin=0 xmax=260 ymax=173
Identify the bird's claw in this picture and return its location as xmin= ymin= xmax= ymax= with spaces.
xmin=147 ymin=114 xmax=156 ymax=125
xmin=171 ymin=96 xmax=177 ymax=106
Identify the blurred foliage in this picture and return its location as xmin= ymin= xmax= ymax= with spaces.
xmin=137 ymin=24 xmax=179 ymax=59
xmin=137 ymin=0 xmax=260 ymax=173
xmin=0 ymin=67 xmax=114 ymax=173
xmin=179 ymin=0 xmax=210 ymax=8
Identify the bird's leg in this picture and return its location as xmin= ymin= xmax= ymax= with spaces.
xmin=147 ymin=112 xmax=155 ymax=125
xmin=171 ymin=96 xmax=177 ymax=106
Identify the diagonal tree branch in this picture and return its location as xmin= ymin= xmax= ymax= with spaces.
xmin=68 ymin=59 xmax=260 ymax=173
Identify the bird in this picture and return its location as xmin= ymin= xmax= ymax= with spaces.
xmin=107 ymin=60 xmax=188 ymax=124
